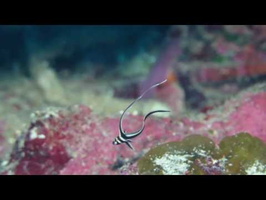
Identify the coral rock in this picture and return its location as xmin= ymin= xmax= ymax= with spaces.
xmin=5 ymin=90 xmax=266 ymax=175
xmin=138 ymin=133 xmax=266 ymax=175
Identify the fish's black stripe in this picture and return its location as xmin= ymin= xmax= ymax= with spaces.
xmin=118 ymin=135 xmax=127 ymax=142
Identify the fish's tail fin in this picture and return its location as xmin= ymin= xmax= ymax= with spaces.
xmin=126 ymin=141 xmax=135 ymax=151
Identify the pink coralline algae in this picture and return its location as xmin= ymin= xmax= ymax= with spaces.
xmin=224 ymin=92 xmax=266 ymax=141
xmin=5 ymin=105 xmax=180 ymax=175
xmin=176 ymin=91 xmax=266 ymax=144
xmin=184 ymin=26 xmax=266 ymax=83
xmin=195 ymin=45 xmax=266 ymax=83
xmin=3 ymin=89 xmax=266 ymax=175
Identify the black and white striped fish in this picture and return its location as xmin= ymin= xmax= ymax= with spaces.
xmin=112 ymin=79 xmax=170 ymax=150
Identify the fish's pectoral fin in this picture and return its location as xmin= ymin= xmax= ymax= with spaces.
xmin=125 ymin=142 xmax=135 ymax=150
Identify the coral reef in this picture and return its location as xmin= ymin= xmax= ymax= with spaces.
xmin=194 ymin=44 xmax=266 ymax=83
xmin=0 ymin=86 xmax=265 ymax=175
xmin=137 ymin=25 xmax=266 ymax=111
xmin=3 ymin=105 xmax=174 ymax=175
xmin=1 ymin=25 xmax=266 ymax=175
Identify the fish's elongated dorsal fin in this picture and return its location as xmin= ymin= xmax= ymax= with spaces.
xmin=124 ymin=110 xmax=170 ymax=139
xmin=144 ymin=110 xmax=170 ymax=121
xmin=119 ymin=79 xmax=168 ymax=136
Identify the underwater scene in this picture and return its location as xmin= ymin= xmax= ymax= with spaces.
xmin=0 ymin=25 xmax=266 ymax=175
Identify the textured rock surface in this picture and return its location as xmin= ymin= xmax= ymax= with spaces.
xmin=1 ymin=88 xmax=264 ymax=175
xmin=4 ymin=105 xmax=177 ymax=174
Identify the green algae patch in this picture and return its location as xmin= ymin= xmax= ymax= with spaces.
xmin=138 ymin=133 xmax=266 ymax=175
xmin=137 ymin=135 xmax=216 ymax=175
xmin=219 ymin=133 xmax=266 ymax=175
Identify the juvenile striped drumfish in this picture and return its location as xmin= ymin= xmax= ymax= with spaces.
xmin=112 ymin=79 xmax=170 ymax=150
